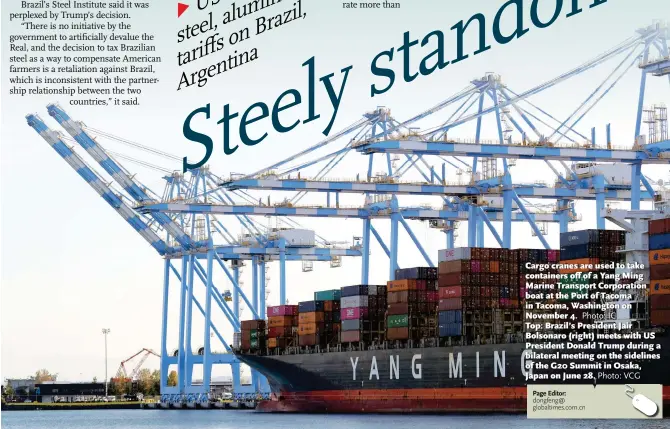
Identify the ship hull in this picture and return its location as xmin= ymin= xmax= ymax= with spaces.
xmin=257 ymin=387 xmax=526 ymax=413
xmin=236 ymin=335 xmax=670 ymax=413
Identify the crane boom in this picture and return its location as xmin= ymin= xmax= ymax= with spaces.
xmin=26 ymin=114 xmax=171 ymax=255
xmin=45 ymin=103 xmax=197 ymax=251
xmin=116 ymin=348 xmax=161 ymax=380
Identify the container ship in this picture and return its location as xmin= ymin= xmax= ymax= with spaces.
xmin=235 ymin=219 xmax=670 ymax=413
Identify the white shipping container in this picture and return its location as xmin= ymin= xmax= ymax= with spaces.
xmin=438 ymin=247 xmax=471 ymax=262
xmin=368 ymin=285 xmax=378 ymax=296
xmin=278 ymin=229 xmax=316 ymax=247
xmin=341 ymin=295 xmax=368 ymax=309
xmin=233 ymin=332 xmax=241 ymax=348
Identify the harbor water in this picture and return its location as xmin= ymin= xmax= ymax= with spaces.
xmin=2 ymin=410 xmax=669 ymax=429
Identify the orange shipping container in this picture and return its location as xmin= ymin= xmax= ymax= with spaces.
xmin=324 ymin=301 xmax=333 ymax=312
xmin=650 ymin=279 xmax=670 ymax=295
xmin=298 ymin=311 xmax=324 ymax=324
xmin=268 ymin=316 xmax=293 ymax=328
xmin=387 ymin=279 xmax=416 ymax=292
xmin=298 ymin=322 xmax=323 ymax=335
xmin=649 ymin=249 xmax=670 ymax=266
xmin=559 ymin=258 xmax=600 ymax=274
xmin=268 ymin=338 xmax=277 ymax=348
xmin=490 ymin=261 xmax=500 ymax=273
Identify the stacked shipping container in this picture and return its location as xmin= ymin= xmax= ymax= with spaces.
xmin=649 ymin=217 xmax=670 ymax=326
xmin=340 ymin=285 xmax=386 ymax=344
xmin=240 ymin=231 xmax=663 ymax=353
xmin=315 ymin=289 xmax=342 ymax=345
xmin=298 ymin=299 xmax=325 ymax=347
xmin=266 ymin=305 xmax=298 ymax=349
xmin=240 ymin=319 xmax=266 ymax=351
xmin=558 ymin=229 xmax=625 ymax=324
xmin=438 ymin=248 xmax=547 ymax=342
xmin=386 ymin=267 xmax=438 ymax=342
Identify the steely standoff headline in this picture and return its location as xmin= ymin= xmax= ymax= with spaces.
xmin=181 ymin=0 xmax=609 ymax=172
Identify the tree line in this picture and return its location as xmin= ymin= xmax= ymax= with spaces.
xmin=3 ymin=368 xmax=178 ymax=399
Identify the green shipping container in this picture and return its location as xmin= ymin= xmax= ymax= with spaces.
xmin=387 ymin=314 xmax=408 ymax=328
xmin=558 ymin=275 xmax=592 ymax=301
xmin=250 ymin=338 xmax=258 ymax=349
xmin=314 ymin=289 xmax=341 ymax=301
xmin=250 ymin=330 xmax=258 ymax=339
xmin=559 ymin=274 xmax=592 ymax=284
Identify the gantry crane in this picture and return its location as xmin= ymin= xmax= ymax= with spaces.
xmin=27 ymin=22 xmax=670 ymax=403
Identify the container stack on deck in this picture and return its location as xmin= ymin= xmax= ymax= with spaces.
xmin=438 ymin=248 xmax=531 ymax=344
xmin=298 ymin=300 xmax=325 ymax=347
xmin=266 ymin=305 xmax=298 ymax=350
xmin=239 ymin=234 xmax=663 ymax=354
xmin=340 ymin=285 xmax=386 ymax=344
xmin=520 ymin=248 xmax=559 ymax=332
xmin=386 ymin=267 xmax=438 ymax=344
xmin=559 ymin=229 xmax=625 ymax=324
xmin=315 ymin=289 xmax=342 ymax=346
xmin=240 ymin=319 xmax=266 ymax=352
xmin=649 ymin=217 xmax=670 ymax=327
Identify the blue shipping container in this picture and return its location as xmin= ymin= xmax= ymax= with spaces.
xmin=438 ymin=310 xmax=462 ymax=324
xmin=395 ymin=267 xmax=438 ymax=280
xmin=438 ymin=323 xmax=462 ymax=337
xmin=650 ymin=233 xmax=670 ymax=251
xmin=560 ymin=244 xmax=592 ymax=261
xmin=314 ymin=289 xmax=341 ymax=301
xmin=298 ymin=300 xmax=324 ymax=313
xmin=341 ymin=285 xmax=368 ymax=297
xmin=560 ymin=230 xmax=599 ymax=247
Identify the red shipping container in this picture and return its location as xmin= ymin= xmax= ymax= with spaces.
xmin=387 ymin=327 xmax=409 ymax=340
xmin=438 ymin=298 xmax=463 ymax=311
xmin=439 ymin=286 xmax=462 ymax=299
xmin=651 ymin=264 xmax=670 ymax=280
xmin=439 ymin=260 xmax=470 ymax=274
xmin=427 ymin=291 xmax=439 ymax=302
xmin=241 ymin=319 xmax=265 ymax=330
xmin=387 ymin=302 xmax=422 ymax=315
xmin=341 ymin=330 xmax=362 ymax=343
xmin=267 ymin=305 xmax=298 ymax=317
xmin=649 ymin=219 xmax=667 ymax=235
xmin=520 ymin=287 xmax=526 ymax=299
xmin=651 ymin=295 xmax=670 ymax=310
xmin=471 ymin=260 xmax=481 ymax=273
xmin=341 ymin=307 xmax=368 ymax=320
xmin=387 ymin=290 xmax=418 ymax=304
xmin=650 ymin=309 xmax=670 ymax=326
xmin=267 ymin=326 xmax=292 ymax=338
xmin=298 ymin=334 xmax=321 ymax=346
xmin=415 ymin=280 xmax=427 ymax=290
xmin=439 ymin=273 xmax=470 ymax=286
